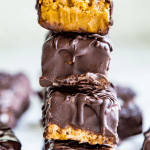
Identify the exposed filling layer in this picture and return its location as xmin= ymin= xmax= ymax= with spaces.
xmin=44 ymin=124 xmax=117 ymax=146
xmin=38 ymin=0 xmax=111 ymax=34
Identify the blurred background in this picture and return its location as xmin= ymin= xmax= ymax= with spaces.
xmin=0 ymin=0 xmax=150 ymax=149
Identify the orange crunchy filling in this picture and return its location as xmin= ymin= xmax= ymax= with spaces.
xmin=39 ymin=0 xmax=111 ymax=33
xmin=44 ymin=124 xmax=116 ymax=146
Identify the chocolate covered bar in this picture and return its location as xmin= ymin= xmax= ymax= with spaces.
xmin=0 ymin=122 xmax=21 ymax=150
xmin=40 ymin=32 xmax=112 ymax=88
xmin=0 ymin=72 xmax=31 ymax=128
xmin=36 ymin=0 xmax=113 ymax=34
xmin=115 ymin=85 xmax=142 ymax=140
xmin=42 ymin=85 xmax=120 ymax=148
xmin=141 ymin=129 xmax=150 ymax=150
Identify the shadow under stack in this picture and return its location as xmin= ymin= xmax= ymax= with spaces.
xmin=36 ymin=0 xmax=120 ymax=149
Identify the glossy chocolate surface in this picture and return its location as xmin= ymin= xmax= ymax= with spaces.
xmin=115 ymin=85 xmax=142 ymax=140
xmin=40 ymin=32 xmax=112 ymax=88
xmin=0 ymin=122 xmax=21 ymax=150
xmin=42 ymin=85 xmax=120 ymax=144
xmin=0 ymin=72 xmax=31 ymax=128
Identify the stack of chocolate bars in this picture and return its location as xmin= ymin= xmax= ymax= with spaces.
xmin=36 ymin=0 xmax=120 ymax=149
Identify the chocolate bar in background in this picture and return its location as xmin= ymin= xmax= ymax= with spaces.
xmin=0 ymin=72 xmax=31 ymax=128
xmin=0 ymin=122 xmax=21 ymax=150
xmin=141 ymin=129 xmax=150 ymax=150
xmin=42 ymin=84 xmax=120 ymax=149
xmin=40 ymin=32 xmax=112 ymax=88
xmin=115 ymin=85 xmax=142 ymax=140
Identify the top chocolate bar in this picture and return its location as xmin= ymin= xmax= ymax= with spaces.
xmin=36 ymin=0 xmax=113 ymax=34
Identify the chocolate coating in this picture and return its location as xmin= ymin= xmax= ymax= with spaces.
xmin=44 ymin=139 xmax=118 ymax=150
xmin=141 ymin=129 xmax=150 ymax=150
xmin=115 ymin=85 xmax=142 ymax=140
xmin=42 ymin=85 xmax=120 ymax=146
xmin=40 ymin=33 xmax=112 ymax=88
xmin=0 ymin=122 xmax=21 ymax=150
xmin=0 ymin=72 xmax=31 ymax=128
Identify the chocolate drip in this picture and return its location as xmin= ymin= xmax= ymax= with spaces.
xmin=54 ymin=36 xmax=63 ymax=50
xmin=88 ymin=34 xmax=113 ymax=52
xmin=50 ymin=32 xmax=113 ymax=52
xmin=76 ymin=94 xmax=86 ymax=126
xmin=100 ymin=99 xmax=108 ymax=136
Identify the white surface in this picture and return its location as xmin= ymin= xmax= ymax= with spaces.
xmin=0 ymin=0 xmax=150 ymax=149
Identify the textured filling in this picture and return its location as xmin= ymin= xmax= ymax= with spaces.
xmin=39 ymin=0 xmax=110 ymax=33
xmin=44 ymin=124 xmax=117 ymax=146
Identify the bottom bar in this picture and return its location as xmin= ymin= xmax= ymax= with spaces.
xmin=42 ymin=85 xmax=120 ymax=148
xmin=44 ymin=139 xmax=118 ymax=150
